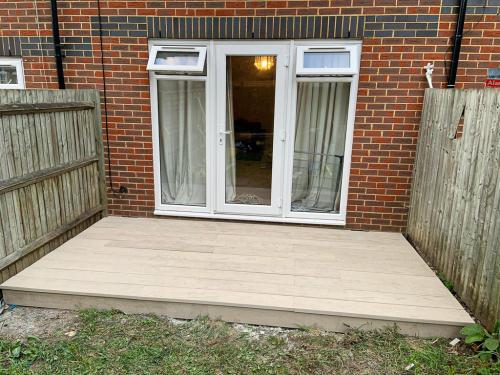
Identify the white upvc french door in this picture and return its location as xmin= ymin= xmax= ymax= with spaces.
xmin=150 ymin=39 xmax=361 ymax=225
xmin=214 ymin=43 xmax=289 ymax=216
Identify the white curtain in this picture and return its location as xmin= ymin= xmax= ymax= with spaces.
xmin=291 ymin=81 xmax=350 ymax=213
xmin=225 ymin=59 xmax=237 ymax=202
xmin=158 ymin=79 xmax=206 ymax=206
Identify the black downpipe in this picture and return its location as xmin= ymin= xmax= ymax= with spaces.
xmin=447 ymin=0 xmax=468 ymax=88
xmin=50 ymin=0 xmax=65 ymax=89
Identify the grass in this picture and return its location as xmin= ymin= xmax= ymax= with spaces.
xmin=1 ymin=309 xmax=499 ymax=375
xmin=438 ymin=272 xmax=455 ymax=292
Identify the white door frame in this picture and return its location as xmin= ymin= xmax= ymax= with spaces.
xmin=214 ymin=42 xmax=289 ymax=216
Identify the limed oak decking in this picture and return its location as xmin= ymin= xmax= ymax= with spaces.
xmin=1 ymin=216 xmax=473 ymax=337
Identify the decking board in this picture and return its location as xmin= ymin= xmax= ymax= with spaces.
xmin=1 ymin=216 xmax=474 ymax=337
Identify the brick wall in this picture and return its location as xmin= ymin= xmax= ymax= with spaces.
xmin=1 ymin=0 xmax=499 ymax=231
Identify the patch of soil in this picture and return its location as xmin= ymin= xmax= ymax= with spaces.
xmin=0 ymin=306 xmax=78 ymax=340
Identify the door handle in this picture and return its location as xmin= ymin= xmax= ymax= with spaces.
xmin=218 ymin=130 xmax=232 ymax=145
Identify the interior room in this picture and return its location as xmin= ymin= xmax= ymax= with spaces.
xmin=226 ymin=55 xmax=277 ymax=205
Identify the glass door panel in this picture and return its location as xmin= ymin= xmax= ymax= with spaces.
xmin=216 ymin=44 xmax=287 ymax=216
xmin=225 ymin=55 xmax=276 ymax=206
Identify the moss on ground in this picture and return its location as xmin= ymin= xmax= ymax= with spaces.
xmin=0 ymin=309 xmax=498 ymax=374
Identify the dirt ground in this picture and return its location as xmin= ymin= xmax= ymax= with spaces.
xmin=0 ymin=305 xmax=79 ymax=340
xmin=0 ymin=304 xmax=287 ymax=340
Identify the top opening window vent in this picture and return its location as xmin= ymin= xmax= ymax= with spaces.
xmin=296 ymin=46 xmax=359 ymax=76
xmin=147 ymin=46 xmax=207 ymax=74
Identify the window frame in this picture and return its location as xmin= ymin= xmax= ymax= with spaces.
xmin=296 ymin=45 xmax=359 ymax=76
xmin=147 ymin=45 xmax=207 ymax=73
xmin=282 ymin=75 xmax=358 ymax=223
xmin=283 ymin=41 xmax=361 ymax=223
xmin=0 ymin=57 xmax=25 ymax=89
xmin=149 ymin=40 xmax=361 ymax=226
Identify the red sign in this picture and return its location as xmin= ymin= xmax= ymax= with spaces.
xmin=486 ymin=79 xmax=500 ymax=88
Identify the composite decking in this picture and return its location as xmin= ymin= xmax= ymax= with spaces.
xmin=1 ymin=216 xmax=473 ymax=337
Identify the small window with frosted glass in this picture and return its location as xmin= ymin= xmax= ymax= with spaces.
xmin=148 ymin=46 xmax=208 ymax=207
xmin=296 ymin=46 xmax=357 ymax=76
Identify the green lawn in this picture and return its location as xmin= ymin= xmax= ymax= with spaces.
xmin=0 ymin=309 xmax=498 ymax=374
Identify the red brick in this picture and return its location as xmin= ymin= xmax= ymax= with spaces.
xmin=1 ymin=1 xmax=496 ymax=233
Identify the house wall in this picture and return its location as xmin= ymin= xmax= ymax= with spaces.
xmin=1 ymin=0 xmax=499 ymax=231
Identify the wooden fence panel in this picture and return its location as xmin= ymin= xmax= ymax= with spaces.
xmin=407 ymin=88 xmax=500 ymax=330
xmin=0 ymin=90 xmax=106 ymax=283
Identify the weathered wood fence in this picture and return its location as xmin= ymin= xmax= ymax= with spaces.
xmin=407 ymin=88 xmax=500 ymax=329
xmin=0 ymin=90 xmax=107 ymax=284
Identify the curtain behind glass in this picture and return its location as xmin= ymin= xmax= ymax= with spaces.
xmin=158 ymin=80 xmax=206 ymax=206
xmin=291 ymin=81 xmax=350 ymax=213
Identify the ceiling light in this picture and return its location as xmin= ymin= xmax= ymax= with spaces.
xmin=254 ymin=56 xmax=274 ymax=71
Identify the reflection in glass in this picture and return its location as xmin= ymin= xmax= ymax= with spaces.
xmin=155 ymin=51 xmax=200 ymax=66
xmin=0 ymin=65 xmax=18 ymax=84
xmin=304 ymin=51 xmax=350 ymax=69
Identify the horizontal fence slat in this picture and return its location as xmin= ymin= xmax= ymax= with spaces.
xmin=0 ymin=205 xmax=104 ymax=270
xmin=0 ymin=101 xmax=95 ymax=116
xmin=0 ymin=156 xmax=99 ymax=194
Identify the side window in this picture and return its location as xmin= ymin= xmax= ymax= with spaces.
xmin=0 ymin=58 xmax=25 ymax=89
xmin=149 ymin=45 xmax=208 ymax=207
xmin=291 ymin=45 xmax=358 ymax=215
